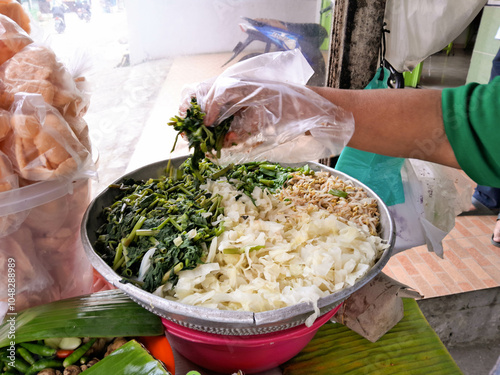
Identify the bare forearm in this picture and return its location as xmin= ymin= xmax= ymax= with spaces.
xmin=310 ymin=87 xmax=460 ymax=168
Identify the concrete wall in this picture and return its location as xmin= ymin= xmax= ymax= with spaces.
xmin=124 ymin=0 xmax=321 ymax=65
xmin=417 ymin=287 xmax=500 ymax=347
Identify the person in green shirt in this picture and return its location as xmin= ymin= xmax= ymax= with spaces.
xmin=458 ymin=47 xmax=500 ymax=246
xmin=195 ymin=76 xmax=499 ymax=186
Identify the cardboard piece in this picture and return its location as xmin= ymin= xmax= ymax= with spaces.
xmin=333 ymin=272 xmax=422 ymax=342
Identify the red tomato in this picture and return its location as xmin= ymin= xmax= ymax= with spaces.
xmin=56 ymin=349 xmax=74 ymax=358
xmin=138 ymin=335 xmax=175 ymax=374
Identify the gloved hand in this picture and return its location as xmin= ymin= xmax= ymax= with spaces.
xmin=178 ymin=50 xmax=355 ymax=164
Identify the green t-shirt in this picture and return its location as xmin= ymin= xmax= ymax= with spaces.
xmin=442 ymin=76 xmax=500 ymax=187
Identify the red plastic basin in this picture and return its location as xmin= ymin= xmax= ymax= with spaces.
xmin=162 ymin=304 xmax=341 ymax=374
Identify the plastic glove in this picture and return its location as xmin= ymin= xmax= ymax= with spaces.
xmin=179 ymin=50 xmax=355 ymax=164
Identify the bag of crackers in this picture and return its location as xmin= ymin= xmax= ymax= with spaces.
xmin=0 ymin=9 xmax=97 ymax=319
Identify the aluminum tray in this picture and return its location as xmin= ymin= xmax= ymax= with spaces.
xmin=81 ymin=156 xmax=395 ymax=335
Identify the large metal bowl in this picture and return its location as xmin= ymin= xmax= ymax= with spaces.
xmin=81 ymin=156 xmax=395 ymax=335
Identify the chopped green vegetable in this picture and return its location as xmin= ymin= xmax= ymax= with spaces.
xmin=95 ymin=158 xmax=226 ymax=293
xmin=168 ymin=98 xmax=233 ymax=175
xmin=221 ymin=161 xmax=301 ymax=204
xmin=328 ymin=189 xmax=348 ymax=198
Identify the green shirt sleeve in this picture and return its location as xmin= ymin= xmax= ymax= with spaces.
xmin=441 ymin=76 xmax=500 ymax=187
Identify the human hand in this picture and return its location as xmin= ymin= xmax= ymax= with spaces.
xmin=181 ymin=77 xmax=353 ymax=151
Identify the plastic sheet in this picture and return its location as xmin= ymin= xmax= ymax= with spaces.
xmin=384 ymin=0 xmax=486 ymax=72
xmin=182 ymin=49 xmax=354 ymax=165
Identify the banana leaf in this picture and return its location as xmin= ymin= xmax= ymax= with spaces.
xmin=281 ymin=298 xmax=463 ymax=375
xmin=81 ymin=339 xmax=171 ymax=375
xmin=0 ymin=290 xmax=164 ymax=347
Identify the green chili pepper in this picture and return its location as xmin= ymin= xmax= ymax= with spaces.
xmin=19 ymin=342 xmax=57 ymax=357
xmin=0 ymin=352 xmax=30 ymax=373
xmin=25 ymin=358 xmax=63 ymax=375
xmin=16 ymin=346 xmax=36 ymax=365
xmin=63 ymin=338 xmax=96 ymax=368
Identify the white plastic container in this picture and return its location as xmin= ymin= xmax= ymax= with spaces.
xmin=0 ymin=178 xmax=93 ymax=317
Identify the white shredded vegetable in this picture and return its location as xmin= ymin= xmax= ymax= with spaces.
xmin=138 ymin=247 xmax=157 ymax=282
xmin=159 ymin=174 xmax=388 ymax=322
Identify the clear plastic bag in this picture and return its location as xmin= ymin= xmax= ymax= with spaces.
xmin=389 ymin=159 xmax=473 ymax=256
xmin=0 ymin=149 xmax=17 ymax=192
xmin=2 ymin=94 xmax=95 ymax=182
xmin=0 ymin=9 xmax=95 ymax=319
xmin=0 ymin=108 xmax=10 ymax=141
xmin=0 ymin=13 xmax=32 ymax=66
xmin=0 ymin=179 xmax=94 ymax=315
xmin=0 ymin=43 xmax=90 ymax=118
xmin=182 ymin=49 xmax=354 ymax=164
xmin=384 ymin=0 xmax=485 ymax=71
xmin=0 ymin=0 xmax=31 ymax=34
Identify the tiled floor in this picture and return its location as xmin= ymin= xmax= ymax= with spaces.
xmin=383 ymin=214 xmax=500 ymax=299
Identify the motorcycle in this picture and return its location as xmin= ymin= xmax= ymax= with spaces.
xmin=76 ymin=1 xmax=91 ymax=22
xmin=223 ymin=17 xmax=329 ymax=86
xmin=52 ymin=5 xmax=66 ymax=34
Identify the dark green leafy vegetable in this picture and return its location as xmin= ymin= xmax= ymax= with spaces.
xmin=95 ymin=158 xmax=226 ymax=293
xmin=168 ymin=98 xmax=233 ymax=177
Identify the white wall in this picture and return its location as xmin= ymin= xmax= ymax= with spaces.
xmin=124 ymin=0 xmax=320 ymax=64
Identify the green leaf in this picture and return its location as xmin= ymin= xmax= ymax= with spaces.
xmin=0 ymin=290 xmax=164 ymax=347
xmin=81 ymin=339 xmax=171 ymax=375
xmin=281 ymin=299 xmax=463 ymax=375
